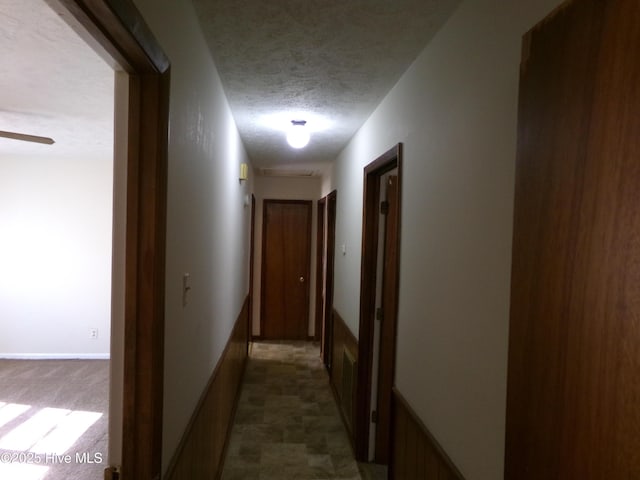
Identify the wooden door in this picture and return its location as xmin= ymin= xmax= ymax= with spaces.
xmin=505 ymin=1 xmax=640 ymax=478
xmin=375 ymin=175 xmax=399 ymax=463
xmin=261 ymin=200 xmax=312 ymax=339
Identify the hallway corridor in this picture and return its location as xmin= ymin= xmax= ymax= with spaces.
xmin=220 ymin=341 xmax=362 ymax=480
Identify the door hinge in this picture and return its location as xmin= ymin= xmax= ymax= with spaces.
xmin=104 ymin=466 xmax=120 ymax=480
xmin=380 ymin=200 xmax=389 ymax=215
xmin=376 ymin=307 xmax=383 ymax=321
xmin=371 ymin=410 xmax=378 ymax=424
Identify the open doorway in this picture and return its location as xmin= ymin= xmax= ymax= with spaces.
xmin=0 ymin=1 xmax=113 ymax=478
xmin=0 ymin=0 xmax=171 ymax=478
xmin=319 ymin=191 xmax=337 ymax=370
xmin=355 ymin=144 xmax=402 ymax=468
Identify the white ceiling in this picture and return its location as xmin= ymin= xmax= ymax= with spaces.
xmin=0 ymin=0 xmax=113 ymax=160
xmin=0 ymin=0 xmax=461 ymax=172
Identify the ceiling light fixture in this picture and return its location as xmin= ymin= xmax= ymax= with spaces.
xmin=286 ymin=120 xmax=310 ymax=149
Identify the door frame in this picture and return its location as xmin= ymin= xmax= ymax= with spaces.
xmin=323 ymin=191 xmax=338 ymax=369
xmin=249 ymin=194 xmax=256 ymax=348
xmin=46 ymin=1 xmax=169 ymax=478
xmin=260 ymin=199 xmax=313 ymax=339
xmin=355 ymin=144 xmax=402 ymax=461
xmin=315 ymin=197 xmax=326 ymax=342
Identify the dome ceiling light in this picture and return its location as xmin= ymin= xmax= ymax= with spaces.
xmin=286 ymin=120 xmax=310 ymax=149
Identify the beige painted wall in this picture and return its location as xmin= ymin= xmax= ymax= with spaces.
xmin=326 ymin=0 xmax=564 ymax=478
xmin=131 ymin=0 xmax=252 ymax=473
xmin=252 ymin=175 xmax=321 ymax=337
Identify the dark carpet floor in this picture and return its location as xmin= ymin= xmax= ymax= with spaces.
xmin=0 ymin=359 xmax=108 ymax=480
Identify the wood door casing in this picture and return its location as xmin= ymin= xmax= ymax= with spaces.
xmin=323 ymin=191 xmax=337 ymax=369
xmin=315 ymin=198 xmax=326 ymax=342
xmin=249 ymin=194 xmax=256 ymax=346
xmin=356 ymin=144 xmax=402 ymax=462
xmin=375 ymin=175 xmax=399 ymax=463
xmin=261 ymin=200 xmax=312 ymax=339
xmin=505 ymin=0 xmax=640 ymax=478
xmin=47 ymin=2 xmax=171 ymax=478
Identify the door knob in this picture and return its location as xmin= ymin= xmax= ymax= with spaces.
xmin=299 ymin=276 xmax=305 ymax=283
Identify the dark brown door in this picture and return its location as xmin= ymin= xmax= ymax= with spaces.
xmin=505 ymin=1 xmax=640 ymax=478
xmin=261 ymin=200 xmax=312 ymax=339
xmin=375 ymin=175 xmax=399 ymax=463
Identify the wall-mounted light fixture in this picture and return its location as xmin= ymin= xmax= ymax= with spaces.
xmin=286 ymin=120 xmax=310 ymax=149
xmin=239 ymin=163 xmax=248 ymax=182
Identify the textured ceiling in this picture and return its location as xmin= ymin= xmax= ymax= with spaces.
xmin=0 ymin=0 xmax=113 ymax=159
xmin=1 ymin=0 xmax=460 ymax=170
xmin=191 ymin=0 xmax=461 ymax=170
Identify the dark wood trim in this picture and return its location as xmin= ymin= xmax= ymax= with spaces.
xmin=356 ymin=144 xmax=402 ymax=461
xmin=260 ymin=199 xmax=313 ymax=339
xmin=45 ymin=1 xmax=170 ymax=478
xmin=45 ymin=0 xmax=170 ymax=75
xmin=258 ymin=200 xmax=267 ymax=338
xmin=249 ymin=194 xmax=256 ymax=348
xmin=45 ymin=0 xmax=170 ymax=73
xmin=331 ymin=309 xmax=359 ymax=366
xmin=323 ymin=191 xmax=337 ymax=370
xmin=164 ymin=296 xmax=250 ymax=480
xmin=390 ymin=388 xmax=465 ymax=480
xmin=124 ymin=68 xmax=170 ymax=480
xmin=329 ymin=308 xmax=359 ymax=440
xmin=375 ymin=174 xmax=400 ymax=463
xmin=315 ymin=197 xmax=326 ymax=341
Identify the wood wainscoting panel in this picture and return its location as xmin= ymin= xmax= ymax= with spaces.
xmin=164 ymin=295 xmax=249 ymax=480
xmin=330 ymin=309 xmax=359 ymax=439
xmin=390 ymin=388 xmax=464 ymax=480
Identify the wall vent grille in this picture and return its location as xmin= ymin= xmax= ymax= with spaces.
xmin=341 ymin=347 xmax=356 ymax=429
xmin=259 ymin=168 xmax=318 ymax=177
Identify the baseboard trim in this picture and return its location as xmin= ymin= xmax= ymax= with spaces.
xmin=164 ymin=294 xmax=250 ymax=480
xmin=390 ymin=387 xmax=465 ymax=480
xmin=0 ymin=353 xmax=110 ymax=360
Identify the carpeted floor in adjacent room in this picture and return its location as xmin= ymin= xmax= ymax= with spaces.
xmin=221 ymin=340 xmax=367 ymax=480
xmin=0 ymin=359 xmax=108 ymax=480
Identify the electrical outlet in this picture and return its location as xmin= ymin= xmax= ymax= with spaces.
xmin=89 ymin=328 xmax=99 ymax=339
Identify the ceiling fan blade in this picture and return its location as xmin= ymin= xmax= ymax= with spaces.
xmin=0 ymin=130 xmax=55 ymax=145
